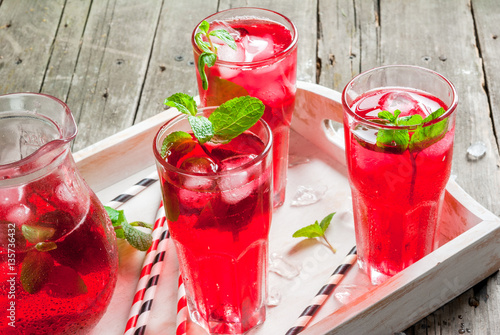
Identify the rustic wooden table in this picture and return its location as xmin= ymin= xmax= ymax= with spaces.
xmin=1 ymin=0 xmax=499 ymax=334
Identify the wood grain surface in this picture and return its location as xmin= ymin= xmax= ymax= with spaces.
xmin=0 ymin=0 xmax=498 ymax=333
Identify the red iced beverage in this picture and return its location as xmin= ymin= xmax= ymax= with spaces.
xmin=154 ymin=110 xmax=272 ymax=334
xmin=0 ymin=93 xmax=118 ymax=334
xmin=342 ymin=66 xmax=458 ymax=284
xmin=192 ymin=8 xmax=297 ymax=207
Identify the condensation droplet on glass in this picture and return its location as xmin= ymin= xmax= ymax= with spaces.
xmin=458 ymin=329 xmax=466 ymax=334
xmin=266 ymin=286 xmax=281 ymax=307
xmin=467 ymin=141 xmax=487 ymax=161
xmin=291 ymin=185 xmax=328 ymax=207
xmin=269 ymin=252 xmax=300 ymax=279
xmin=288 ymin=155 xmax=310 ymax=167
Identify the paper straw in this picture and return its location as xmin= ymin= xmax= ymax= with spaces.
xmin=176 ymin=275 xmax=188 ymax=335
xmin=285 ymin=246 xmax=357 ymax=335
xmin=106 ymin=171 xmax=159 ymax=209
xmin=124 ymin=202 xmax=170 ymax=335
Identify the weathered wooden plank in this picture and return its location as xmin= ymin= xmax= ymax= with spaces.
xmin=40 ymin=0 xmax=92 ymax=101
xmin=474 ymin=0 xmax=500 ymax=157
xmin=219 ymin=0 xmax=317 ymax=83
xmin=135 ymin=0 xmax=218 ymax=122
xmin=318 ymin=0 xmax=381 ymax=91
xmin=66 ymin=0 xmax=162 ymax=151
xmin=0 ymin=0 xmax=64 ymax=94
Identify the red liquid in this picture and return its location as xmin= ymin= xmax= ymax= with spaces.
xmin=344 ymin=88 xmax=454 ymax=284
xmin=193 ymin=17 xmax=297 ymax=206
xmin=156 ymin=133 xmax=272 ymax=334
xmin=0 ymin=161 xmax=118 ymax=334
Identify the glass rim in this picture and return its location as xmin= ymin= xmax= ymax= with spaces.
xmin=0 ymin=92 xmax=76 ymax=170
xmin=153 ymin=107 xmax=273 ymax=178
xmin=342 ymin=65 xmax=459 ymax=130
xmin=191 ymin=7 xmax=298 ymax=68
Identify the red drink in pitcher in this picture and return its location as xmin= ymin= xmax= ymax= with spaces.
xmin=0 ymin=192 xmax=117 ymax=334
xmin=343 ymin=66 xmax=458 ymax=285
xmin=154 ymin=112 xmax=273 ymax=334
xmin=192 ymin=8 xmax=297 ymax=207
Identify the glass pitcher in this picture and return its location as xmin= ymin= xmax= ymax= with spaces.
xmin=0 ymin=93 xmax=118 ymax=334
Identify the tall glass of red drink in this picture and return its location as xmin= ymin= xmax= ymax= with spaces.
xmin=191 ymin=7 xmax=297 ymax=207
xmin=0 ymin=93 xmax=118 ymax=334
xmin=153 ymin=107 xmax=273 ymax=334
xmin=342 ymin=65 xmax=458 ymax=285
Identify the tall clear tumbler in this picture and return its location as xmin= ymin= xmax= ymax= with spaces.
xmin=192 ymin=7 xmax=297 ymax=207
xmin=153 ymin=108 xmax=273 ymax=334
xmin=342 ymin=65 xmax=458 ymax=285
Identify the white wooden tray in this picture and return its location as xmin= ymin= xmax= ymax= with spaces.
xmin=74 ymin=81 xmax=500 ymax=335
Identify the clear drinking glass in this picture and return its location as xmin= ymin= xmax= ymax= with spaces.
xmin=192 ymin=7 xmax=297 ymax=207
xmin=342 ymin=65 xmax=458 ymax=284
xmin=0 ymin=93 xmax=118 ymax=334
xmin=153 ymin=108 xmax=273 ymax=334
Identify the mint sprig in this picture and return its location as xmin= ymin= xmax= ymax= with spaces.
xmin=375 ymin=107 xmax=447 ymax=152
xmin=195 ymin=20 xmax=237 ymax=90
xmin=292 ymin=213 xmax=337 ymax=253
xmin=105 ymin=206 xmax=153 ymax=251
xmin=162 ymin=93 xmax=264 ymax=152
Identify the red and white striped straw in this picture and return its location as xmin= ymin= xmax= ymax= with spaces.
xmin=123 ymin=201 xmax=170 ymax=335
xmin=285 ymin=246 xmax=357 ymax=335
xmin=176 ymin=275 xmax=188 ymax=335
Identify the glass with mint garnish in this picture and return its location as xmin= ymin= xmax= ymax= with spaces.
xmin=191 ymin=7 xmax=298 ymax=207
xmin=153 ymin=93 xmax=273 ymax=334
xmin=342 ymin=65 xmax=458 ymax=285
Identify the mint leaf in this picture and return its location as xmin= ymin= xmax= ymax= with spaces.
xmin=21 ymin=251 xmax=54 ymax=294
xmin=376 ymin=128 xmax=409 ymax=153
xmin=199 ymin=20 xmax=210 ymax=34
xmin=292 ymin=222 xmax=324 ymax=239
xmin=194 ymin=20 xmax=236 ymax=90
xmin=399 ymin=114 xmax=423 ymax=126
xmin=22 ymin=225 xmax=55 ymax=244
xmin=293 ymin=213 xmax=336 ymax=253
xmin=209 ymin=96 xmax=265 ymax=143
xmin=197 ymin=53 xmax=217 ymax=90
xmin=409 ymin=107 xmax=448 ymax=151
xmin=160 ymin=131 xmax=193 ymax=158
xmin=104 ymin=206 xmax=153 ymax=250
xmin=188 ymin=115 xmax=214 ymax=144
xmin=209 ymin=29 xmax=237 ymax=50
xmin=164 ymin=93 xmax=198 ymax=116
xmin=122 ymin=220 xmax=153 ymax=251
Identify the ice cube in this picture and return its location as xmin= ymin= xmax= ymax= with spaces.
xmin=243 ymin=34 xmax=273 ymax=62
xmin=377 ymin=91 xmax=427 ymax=117
xmin=179 ymin=156 xmax=217 ymax=191
xmin=216 ymin=41 xmax=245 ymax=63
xmin=5 ymin=204 xmax=31 ymax=224
xmin=218 ymin=155 xmax=256 ymax=204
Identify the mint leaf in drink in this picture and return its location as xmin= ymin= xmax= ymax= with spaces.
xmin=104 ymin=206 xmax=153 ymax=251
xmin=160 ymin=131 xmax=193 ymax=158
xmin=293 ymin=213 xmax=337 ymax=253
xmin=409 ymin=107 xmax=448 ymax=151
xmin=22 ymin=225 xmax=55 ymax=244
xmin=209 ymin=96 xmax=265 ymax=143
xmin=375 ymin=108 xmax=447 ymax=152
xmin=20 ymin=250 xmax=54 ymax=294
xmin=163 ymin=93 xmax=265 ymax=147
xmin=194 ymin=20 xmax=237 ymax=90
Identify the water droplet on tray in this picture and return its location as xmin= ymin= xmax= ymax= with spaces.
xmin=291 ymin=185 xmax=327 ymax=207
xmin=269 ymin=252 xmax=300 ymax=279
xmin=466 ymin=141 xmax=487 ymax=161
